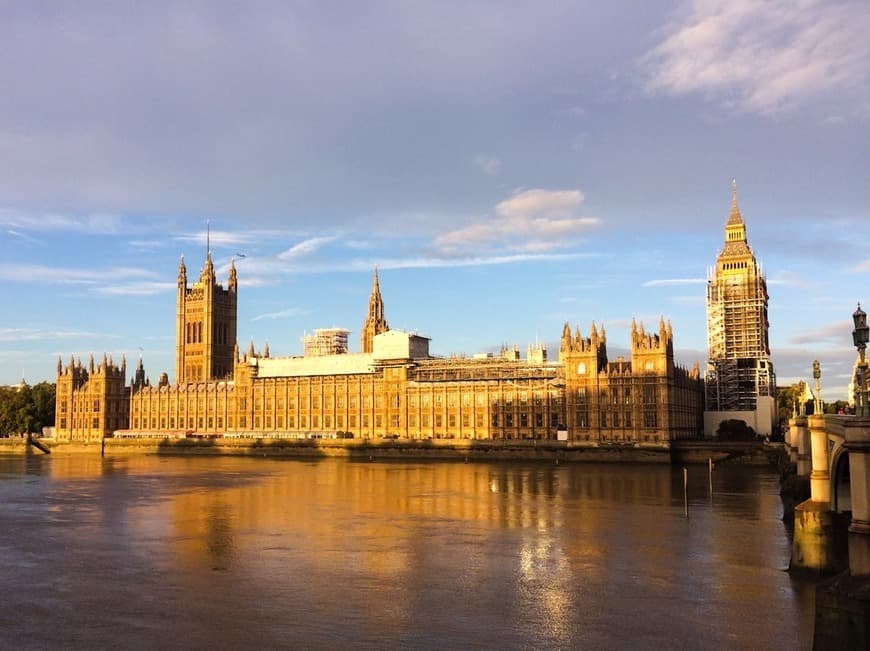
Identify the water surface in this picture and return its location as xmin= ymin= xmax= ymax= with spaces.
xmin=0 ymin=454 xmax=814 ymax=649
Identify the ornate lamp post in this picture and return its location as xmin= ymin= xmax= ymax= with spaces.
xmin=853 ymin=303 xmax=869 ymax=417
xmin=812 ymin=359 xmax=823 ymax=415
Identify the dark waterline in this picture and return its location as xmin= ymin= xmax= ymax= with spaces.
xmin=0 ymin=454 xmax=814 ymax=649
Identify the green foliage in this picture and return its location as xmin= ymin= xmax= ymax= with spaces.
xmin=716 ymin=418 xmax=757 ymax=441
xmin=0 ymin=383 xmax=56 ymax=436
xmin=776 ymin=383 xmax=808 ymax=424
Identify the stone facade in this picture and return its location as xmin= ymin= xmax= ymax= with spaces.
xmin=56 ymin=257 xmax=705 ymax=445
xmin=175 ymin=252 xmax=238 ymax=383
xmin=55 ymin=354 xmax=129 ymax=442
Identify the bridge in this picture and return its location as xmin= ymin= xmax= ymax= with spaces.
xmin=787 ymin=414 xmax=870 ymax=646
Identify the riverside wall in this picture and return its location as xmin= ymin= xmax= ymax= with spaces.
xmin=0 ymin=437 xmax=785 ymax=466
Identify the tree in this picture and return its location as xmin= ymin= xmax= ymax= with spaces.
xmin=0 ymin=382 xmax=55 ymax=436
xmin=716 ymin=419 xmax=757 ymax=441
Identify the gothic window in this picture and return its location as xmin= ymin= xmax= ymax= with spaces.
xmin=505 ymin=414 xmax=514 ymax=427
xmin=520 ymin=413 xmax=528 ymax=427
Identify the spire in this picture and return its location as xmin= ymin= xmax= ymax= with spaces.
xmin=264 ymin=340 xmax=270 ymax=358
xmin=57 ymin=357 xmax=62 ymax=374
xmin=360 ymin=266 xmax=389 ymax=353
xmin=228 ymin=256 xmax=237 ymax=290
xmin=178 ymin=254 xmax=187 ymax=285
xmin=206 ymin=219 xmax=211 ymax=261
xmin=726 ymin=178 xmax=744 ymax=226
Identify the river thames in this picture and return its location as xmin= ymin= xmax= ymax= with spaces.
xmin=0 ymin=454 xmax=815 ymax=649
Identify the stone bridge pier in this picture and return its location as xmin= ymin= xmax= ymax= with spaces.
xmin=789 ymin=415 xmax=870 ymax=647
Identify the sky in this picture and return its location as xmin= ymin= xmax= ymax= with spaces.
xmin=0 ymin=1 xmax=868 ymax=400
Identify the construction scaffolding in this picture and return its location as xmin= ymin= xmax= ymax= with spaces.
xmin=302 ymin=328 xmax=350 ymax=357
xmin=705 ymin=184 xmax=775 ymax=413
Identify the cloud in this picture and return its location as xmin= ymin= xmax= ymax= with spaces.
xmin=643 ymin=278 xmax=705 ymax=287
xmin=496 ymin=189 xmax=584 ymax=220
xmin=473 ymin=155 xmax=502 ymax=176
xmin=0 ymin=210 xmax=133 ymax=235
xmin=93 ymin=281 xmax=176 ymax=296
xmin=852 ymin=260 xmax=870 ymax=273
xmin=175 ymin=228 xmax=291 ymax=249
xmin=434 ymin=189 xmax=599 ymax=255
xmin=789 ymin=320 xmax=853 ymax=347
xmin=277 ymin=236 xmax=337 ymax=260
xmin=0 ymin=327 xmax=120 ymax=342
xmin=0 ymin=263 xmax=157 ymax=284
xmin=641 ymin=0 xmax=870 ymax=116
xmin=252 ymin=307 xmax=309 ymax=321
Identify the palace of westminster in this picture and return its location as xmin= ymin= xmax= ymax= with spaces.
xmin=54 ymin=183 xmax=775 ymax=446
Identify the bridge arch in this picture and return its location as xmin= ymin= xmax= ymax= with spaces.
xmin=831 ymin=447 xmax=851 ymax=514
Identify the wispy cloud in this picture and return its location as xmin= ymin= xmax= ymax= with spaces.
xmin=277 ymin=236 xmax=338 ymax=260
xmin=5 ymin=229 xmax=43 ymax=244
xmin=473 ymin=155 xmax=502 ymax=176
xmin=643 ymin=278 xmax=705 ymax=287
xmin=0 ymin=327 xmax=121 ymax=342
xmin=175 ymin=228 xmax=295 ymax=249
xmin=93 ymin=281 xmax=176 ymax=296
xmin=252 ymin=307 xmax=309 ymax=321
xmin=852 ymin=259 xmax=870 ymax=273
xmin=641 ymin=0 xmax=870 ymax=116
xmin=0 ymin=263 xmax=157 ymax=284
xmin=434 ymin=189 xmax=599 ymax=255
xmin=0 ymin=210 xmax=133 ymax=235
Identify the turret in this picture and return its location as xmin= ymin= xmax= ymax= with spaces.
xmin=177 ymin=255 xmax=187 ymax=288
xmin=228 ymin=257 xmax=238 ymax=292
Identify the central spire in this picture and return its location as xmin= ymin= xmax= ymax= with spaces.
xmin=360 ymin=265 xmax=389 ymax=353
xmin=727 ymin=179 xmax=744 ymax=226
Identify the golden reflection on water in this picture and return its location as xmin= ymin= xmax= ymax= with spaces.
xmin=0 ymin=453 xmax=811 ymax=649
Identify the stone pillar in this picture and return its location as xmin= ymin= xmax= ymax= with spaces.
xmin=845 ymin=418 xmax=870 ymax=576
xmin=793 ymin=416 xmax=811 ymax=476
xmin=814 ymin=416 xmax=870 ymax=651
xmin=791 ymin=415 xmax=846 ymax=575
xmin=809 ymin=414 xmax=831 ymax=504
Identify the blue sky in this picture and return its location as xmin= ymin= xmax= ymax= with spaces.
xmin=1 ymin=1 xmax=868 ymax=399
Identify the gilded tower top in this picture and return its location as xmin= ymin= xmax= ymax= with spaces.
xmin=719 ymin=180 xmax=752 ymax=259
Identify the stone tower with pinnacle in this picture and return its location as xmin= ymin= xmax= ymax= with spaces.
xmin=360 ymin=266 xmax=389 ymax=353
xmin=704 ymin=181 xmax=775 ymax=435
xmin=175 ymin=226 xmax=238 ymax=383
